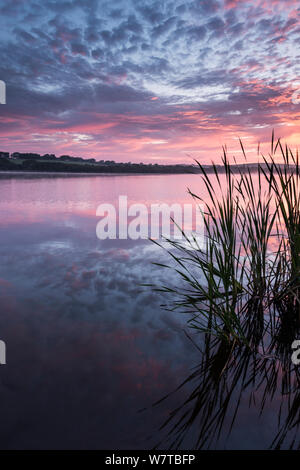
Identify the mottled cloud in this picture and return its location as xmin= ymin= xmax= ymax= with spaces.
xmin=0 ymin=0 xmax=299 ymax=162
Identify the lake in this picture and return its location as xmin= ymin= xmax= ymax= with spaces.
xmin=0 ymin=173 xmax=286 ymax=449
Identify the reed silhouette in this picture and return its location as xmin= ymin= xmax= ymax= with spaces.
xmin=148 ymin=133 xmax=300 ymax=449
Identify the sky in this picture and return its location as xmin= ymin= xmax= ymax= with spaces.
xmin=0 ymin=0 xmax=299 ymax=163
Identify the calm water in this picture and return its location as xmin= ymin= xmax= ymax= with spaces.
xmin=0 ymin=173 xmax=279 ymax=449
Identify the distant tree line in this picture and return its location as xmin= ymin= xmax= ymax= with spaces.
xmin=0 ymin=151 xmax=196 ymax=174
xmin=0 ymin=151 xmax=292 ymax=174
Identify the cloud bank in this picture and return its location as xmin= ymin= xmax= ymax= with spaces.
xmin=0 ymin=0 xmax=299 ymax=162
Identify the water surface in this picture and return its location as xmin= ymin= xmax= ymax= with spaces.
xmin=0 ymin=173 xmax=279 ymax=449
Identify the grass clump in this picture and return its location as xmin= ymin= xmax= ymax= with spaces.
xmin=148 ymin=133 xmax=300 ymax=449
xmin=152 ymin=134 xmax=300 ymax=348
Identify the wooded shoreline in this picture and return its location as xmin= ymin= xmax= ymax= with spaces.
xmin=0 ymin=156 xmax=293 ymax=175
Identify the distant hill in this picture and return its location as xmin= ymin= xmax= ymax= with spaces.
xmin=0 ymin=151 xmax=294 ymax=174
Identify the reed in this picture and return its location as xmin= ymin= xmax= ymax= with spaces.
xmin=148 ymin=134 xmax=300 ymax=449
xmin=150 ymin=136 xmax=299 ymax=349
